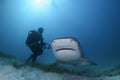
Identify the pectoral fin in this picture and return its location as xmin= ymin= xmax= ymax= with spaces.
xmin=80 ymin=58 xmax=97 ymax=66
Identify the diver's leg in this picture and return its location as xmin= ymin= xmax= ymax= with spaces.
xmin=32 ymin=54 xmax=38 ymax=64
xmin=26 ymin=55 xmax=33 ymax=62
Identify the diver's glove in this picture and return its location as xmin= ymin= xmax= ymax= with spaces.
xmin=47 ymin=44 xmax=50 ymax=49
xmin=44 ymin=43 xmax=51 ymax=49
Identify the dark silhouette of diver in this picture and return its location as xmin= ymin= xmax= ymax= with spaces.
xmin=25 ymin=27 xmax=50 ymax=64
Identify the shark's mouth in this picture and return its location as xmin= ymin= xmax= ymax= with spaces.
xmin=56 ymin=48 xmax=75 ymax=52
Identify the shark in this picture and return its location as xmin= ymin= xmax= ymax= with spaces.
xmin=51 ymin=37 xmax=97 ymax=66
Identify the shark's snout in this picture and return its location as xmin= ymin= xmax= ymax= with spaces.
xmin=51 ymin=37 xmax=97 ymax=66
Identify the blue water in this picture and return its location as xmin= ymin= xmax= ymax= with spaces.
xmin=0 ymin=0 xmax=120 ymax=69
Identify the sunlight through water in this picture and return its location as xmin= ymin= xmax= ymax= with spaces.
xmin=33 ymin=0 xmax=52 ymax=8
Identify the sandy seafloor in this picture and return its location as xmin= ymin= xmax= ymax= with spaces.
xmin=0 ymin=53 xmax=120 ymax=80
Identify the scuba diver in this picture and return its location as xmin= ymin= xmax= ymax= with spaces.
xmin=25 ymin=27 xmax=50 ymax=64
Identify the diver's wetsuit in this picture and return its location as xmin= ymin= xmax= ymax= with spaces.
xmin=26 ymin=30 xmax=46 ymax=64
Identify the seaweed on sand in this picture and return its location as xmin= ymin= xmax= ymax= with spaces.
xmin=12 ymin=61 xmax=97 ymax=77
xmin=97 ymin=64 xmax=120 ymax=77
xmin=0 ymin=51 xmax=15 ymax=59
xmin=0 ymin=51 xmax=97 ymax=76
